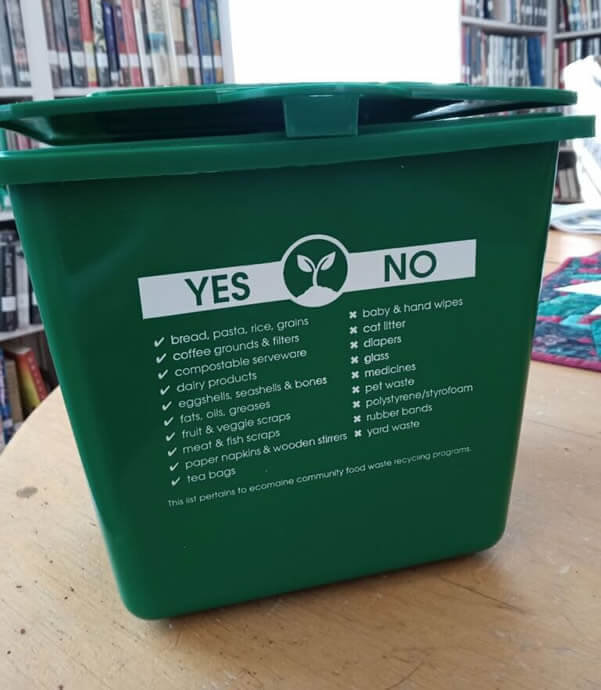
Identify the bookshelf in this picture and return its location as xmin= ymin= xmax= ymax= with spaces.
xmin=17 ymin=0 xmax=234 ymax=102
xmin=460 ymin=2 xmax=557 ymax=87
xmin=461 ymin=15 xmax=549 ymax=35
xmin=0 ymin=324 xmax=44 ymax=344
xmin=0 ymin=1 xmax=236 ymax=442
xmin=0 ymin=0 xmax=236 ymax=329
xmin=0 ymin=87 xmax=33 ymax=100
xmin=460 ymin=1 xmax=601 ymax=88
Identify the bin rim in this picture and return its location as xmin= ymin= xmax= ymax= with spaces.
xmin=0 ymin=111 xmax=594 ymax=186
xmin=0 ymin=81 xmax=583 ymax=146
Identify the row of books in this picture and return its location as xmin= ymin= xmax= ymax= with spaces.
xmin=0 ymin=131 xmax=38 ymax=213
xmin=558 ymin=0 xmax=601 ymax=31
xmin=461 ymin=28 xmax=546 ymax=86
xmin=0 ymin=229 xmax=42 ymax=332
xmin=2 ymin=129 xmax=39 ymax=152
xmin=554 ymin=164 xmax=583 ymax=202
xmin=0 ymin=345 xmax=49 ymax=449
xmin=0 ymin=0 xmax=30 ymax=87
xmin=462 ymin=0 xmax=548 ymax=26
xmin=43 ymin=0 xmax=224 ymax=89
xmin=554 ymin=37 xmax=601 ymax=85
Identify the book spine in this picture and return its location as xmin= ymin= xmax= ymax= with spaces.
xmin=207 ymin=0 xmax=222 ymax=82
xmin=113 ymin=0 xmax=131 ymax=85
xmin=42 ymin=0 xmax=61 ymax=87
xmin=14 ymin=242 xmax=28 ymax=328
xmin=558 ymin=0 xmax=564 ymax=29
xmin=5 ymin=0 xmax=30 ymax=86
xmin=24 ymin=350 xmax=48 ymax=403
xmin=164 ymin=0 xmax=189 ymax=84
xmin=460 ymin=26 xmax=466 ymax=83
xmin=120 ymin=0 xmax=142 ymax=86
xmin=145 ymin=0 xmax=171 ymax=85
xmin=132 ymin=0 xmax=151 ymax=85
xmin=4 ymin=358 xmax=23 ymax=428
xmin=78 ymin=0 xmax=98 ymax=86
xmin=194 ymin=0 xmax=214 ymax=83
xmin=467 ymin=27 xmax=472 ymax=84
xmin=62 ymin=0 xmax=87 ymax=86
xmin=15 ymin=133 xmax=30 ymax=149
xmin=181 ymin=0 xmax=200 ymax=84
xmin=0 ymin=349 xmax=14 ymax=443
xmin=102 ymin=0 xmax=120 ymax=85
xmin=90 ymin=0 xmax=110 ymax=86
xmin=0 ymin=1 xmax=16 ymax=87
xmin=543 ymin=0 xmax=548 ymax=27
xmin=52 ymin=0 xmax=73 ymax=86
xmin=7 ymin=350 xmax=46 ymax=413
xmin=0 ymin=241 xmax=16 ymax=331
xmin=140 ymin=0 xmax=155 ymax=84
xmin=29 ymin=278 xmax=41 ymax=325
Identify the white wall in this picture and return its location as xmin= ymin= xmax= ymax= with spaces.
xmin=228 ymin=0 xmax=460 ymax=84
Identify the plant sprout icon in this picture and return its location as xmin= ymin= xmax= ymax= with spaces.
xmin=297 ymin=251 xmax=336 ymax=286
xmin=282 ymin=235 xmax=348 ymax=307
xmin=294 ymin=250 xmax=340 ymax=307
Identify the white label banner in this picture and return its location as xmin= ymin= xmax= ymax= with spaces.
xmin=138 ymin=239 xmax=476 ymax=320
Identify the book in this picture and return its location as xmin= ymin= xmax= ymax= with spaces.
xmin=132 ymin=0 xmax=152 ymax=85
xmin=29 ymin=278 xmax=41 ymax=325
xmin=42 ymin=0 xmax=61 ymax=87
xmin=145 ymin=0 xmax=171 ymax=85
xmin=113 ymin=0 xmax=131 ymax=86
xmin=207 ymin=0 xmax=223 ymax=83
xmin=78 ymin=0 xmax=98 ymax=86
xmin=194 ymin=0 xmax=214 ymax=84
xmin=462 ymin=26 xmax=545 ymax=87
xmin=90 ymin=0 xmax=110 ymax=86
xmin=527 ymin=36 xmax=544 ymax=86
xmin=0 ymin=1 xmax=15 ymax=87
xmin=62 ymin=0 xmax=87 ymax=87
xmin=52 ymin=0 xmax=73 ymax=86
xmin=550 ymin=203 xmax=601 ymax=233
xmin=5 ymin=0 xmax=30 ymax=86
xmin=5 ymin=346 xmax=48 ymax=415
xmin=164 ymin=0 xmax=188 ymax=84
xmin=14 ymin=241 xmax=29 ymax=328
xmin=120 ymin=0 xmax=142 ymax=86
xmin=0 ymin=232 xmax=17 ymax=332
xmin=181 ymin=0 xmax=201 ymax=84
xmin=0 ymin=349 xmax=14 ymax=443
xmin=4 ymin=357 xmax=23 ymax=429
xmin=102 ymin=0 xmax=120 ymax=85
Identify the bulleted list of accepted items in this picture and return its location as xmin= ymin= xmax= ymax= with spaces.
xmin=151 ymin=297 xmax=474 ymax=506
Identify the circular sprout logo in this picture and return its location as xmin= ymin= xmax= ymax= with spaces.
xmin=282 ymin=235 xmax=349 ymax=307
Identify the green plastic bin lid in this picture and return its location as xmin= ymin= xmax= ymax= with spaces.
xmin=0 ymin=81 xmax=586 ymax=145
xmin=0 ymin=83 xmax=594 ymax=185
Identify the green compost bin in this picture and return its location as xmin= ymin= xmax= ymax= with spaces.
xmin=0 ymin=83 xmax=594 ymax=619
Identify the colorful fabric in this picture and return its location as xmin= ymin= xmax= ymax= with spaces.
xmin=532 ymin=251 xmax=601 ymax=372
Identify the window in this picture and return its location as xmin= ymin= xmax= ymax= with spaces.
xmin=228 ymin=0 xmax=460 ymax=84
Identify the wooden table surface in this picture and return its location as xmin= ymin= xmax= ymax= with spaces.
xmin=1 ymin=231 xmax=600 ymax=690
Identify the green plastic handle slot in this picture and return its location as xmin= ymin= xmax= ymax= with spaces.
xmin=283 ymin=94 xmax=360 ymax=138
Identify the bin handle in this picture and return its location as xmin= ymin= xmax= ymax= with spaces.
xmin=283 ymin=93 xmax=360 ymax=138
